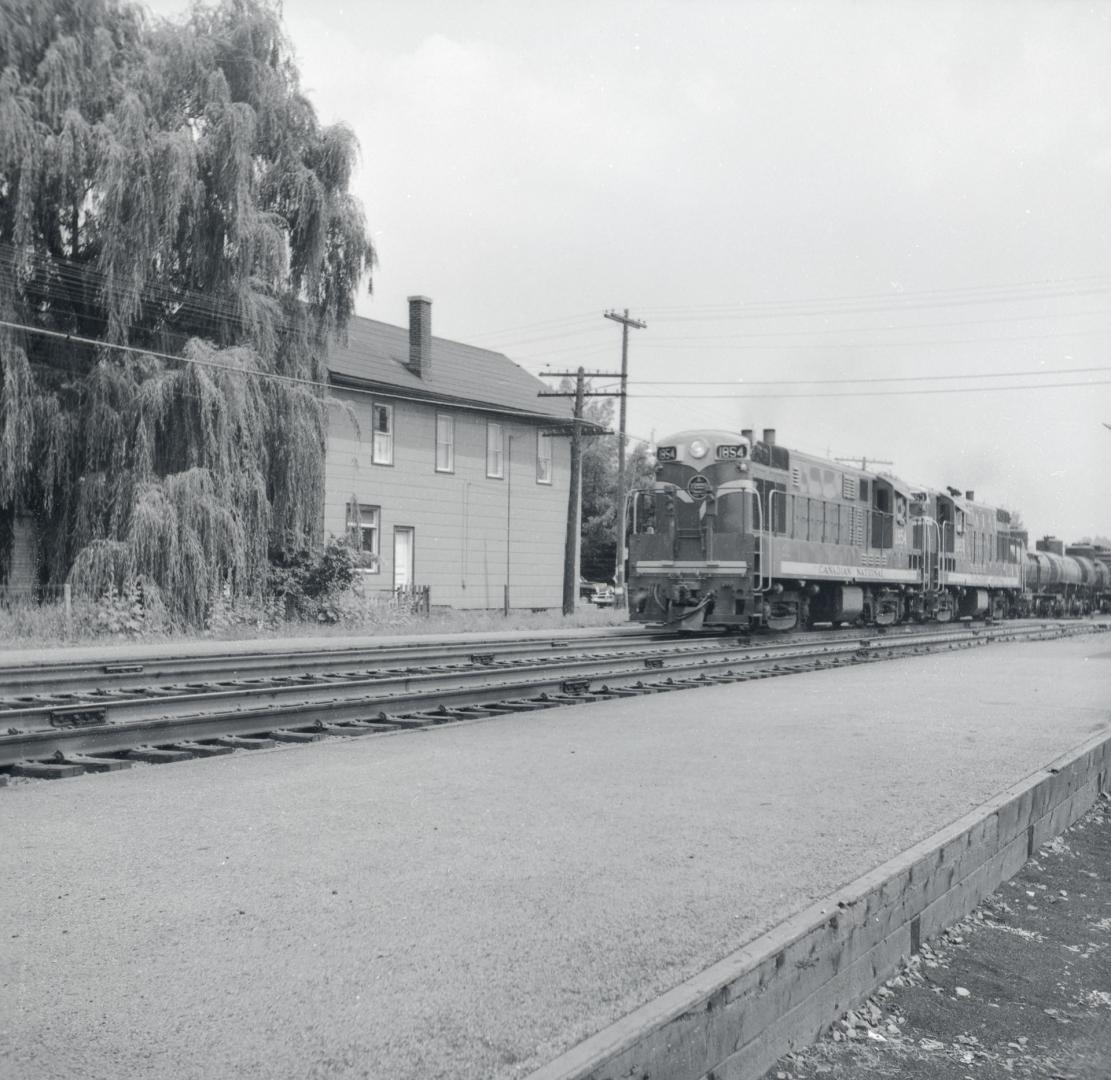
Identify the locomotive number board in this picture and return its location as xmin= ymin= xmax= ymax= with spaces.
xmin=656 ymin=446 xmax=678 ymax=462
xmin=715 ymin=444 xmax=747 ymax=459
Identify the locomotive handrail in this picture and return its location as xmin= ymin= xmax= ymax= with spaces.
xmin=753 ymin=489 xmax=765 ymax=591
xmin=753 ymin=489 xmax=772 ymax=593
xmin=911 ymin=515 xmax=941 ymax=591
xmin=765 ymin=488 xmax=781 ymax=593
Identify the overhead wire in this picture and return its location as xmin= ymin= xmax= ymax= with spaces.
xmin=628 ymin=379 xmax=1111 ymax=399
xmin=640 ymin=274 xmax=1111 ymax=315
xmin=641 ymin=307 xmax=1110 ymax=343
xmin=641 ymin=287 xmax=1111 ymax=323
xmin=629 ymin=364 xmax=1111 ymax=387
xmin=0 ymin=318 xmax=580 ymax=422
xmin=6 ymin=245 xmax=1109 ymax=406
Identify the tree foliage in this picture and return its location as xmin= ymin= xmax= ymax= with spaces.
xmin=0 ymin=0 xmax=375 ymax=621
xmin=561 ymin=379 xmax=653 ymax=582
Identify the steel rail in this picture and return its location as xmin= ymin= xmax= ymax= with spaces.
xmin=0 ymin=620 xmax=1071 ymax=732
xmin=3 ymin=621 xmax=1105 ymax=775
xmin=0 ymin=628 xmax=658 ymax=697
xmin=0 ymin=617 xmax=1083 ymax=701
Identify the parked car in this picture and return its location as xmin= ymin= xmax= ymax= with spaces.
xmin=591 ymin=584 xmax=616 ymax=607
xmin=579 ymin=579 xmax=615 ymax=606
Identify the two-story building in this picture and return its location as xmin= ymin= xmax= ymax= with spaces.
xmin=324 ymin=296 xmax=576 ymax=610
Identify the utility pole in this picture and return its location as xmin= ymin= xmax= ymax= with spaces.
xmin=540 ymin=370 xmax=621 ymax=614
xmin=504 ymin=434 xmax=513 ymax=616
xmin=562 ymin=371 xmax=586 ymax=614
xmin=603 ymin=308 xmax=646 ymax=607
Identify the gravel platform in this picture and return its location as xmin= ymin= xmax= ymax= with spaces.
xmin=2 ymin=633 xmax=1109 ymax=1080
xmin=762 ymin=794 xmax=1111 ymax=1080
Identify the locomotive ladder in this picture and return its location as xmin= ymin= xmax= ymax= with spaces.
xmin=753 ymin=490 xmax=775 ymax=593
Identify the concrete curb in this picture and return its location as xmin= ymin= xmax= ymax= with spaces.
xmin=529 ymin=731 xmax=1111 ymax=1080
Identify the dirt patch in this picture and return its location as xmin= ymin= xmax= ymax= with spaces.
xmin=764 ymin=795 xmax=1111 ymax=1080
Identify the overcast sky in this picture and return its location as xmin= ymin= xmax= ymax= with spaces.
xmin=147 ymin=0 xmax=1111 ymax=542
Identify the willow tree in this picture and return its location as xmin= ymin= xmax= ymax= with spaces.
xmin=0 ymin=0 xmax=374 ymax=623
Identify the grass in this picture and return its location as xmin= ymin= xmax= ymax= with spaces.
xmin=0 ymin=596 xmax=629 ymax=650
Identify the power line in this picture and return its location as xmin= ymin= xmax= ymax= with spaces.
xmin=0 ymin=318 xmax=327 ymax=391
xmin=0 ymin=317 xmax=573 ymax=423
xmin=629 ymin=364 xmax=1111 ymax=387
xmin=641 ymin=274 xmax=1111 ymax=315
xmin=641 ymin=287 xmax=1111 ymax=324
xmin=467 ymin=324 xmax=614 ymax=350
xmin=465 ymin=311 xmax=599 ymax=340
xmin=634 ymin=327 xmax=1109 ymax=351
xmin=640 ymin=307 xmax=1110 ymax=343
xmin=628 ymin=379 xmax=1111 ymax=399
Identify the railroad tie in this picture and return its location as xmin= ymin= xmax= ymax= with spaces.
xmin=59 ymin=754 xmax=131 ymax=772
xmin=10 ymin=760 xmax=85 ymax=779
xmin=169 ymin=741 xmax=236 ymax=757
xmin=128 ymin=747 xmax=195 ymax=764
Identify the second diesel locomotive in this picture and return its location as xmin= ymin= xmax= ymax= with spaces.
xmin=626 ymin=428 xmax=1105 ymax=631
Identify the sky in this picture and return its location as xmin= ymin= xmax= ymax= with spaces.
xmin=145 ymin=0 xmax=1111 ymax=542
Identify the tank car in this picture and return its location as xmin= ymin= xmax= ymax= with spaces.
xmin=626 ymin=428 xmax=1025 ymax=631
xmin=1091 ymin=546 xmax=1111 ymax=612
xmin=1024 ymin=540 xmax=1111 ymax=616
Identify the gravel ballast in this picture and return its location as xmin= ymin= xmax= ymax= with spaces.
xmin=2 ymin=633 xmax=1109 ymax=1080
xmin=761 ymin=794 xmax=1111 ymax=1080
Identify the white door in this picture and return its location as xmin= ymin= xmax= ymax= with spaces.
xmin=393 ymin=527 xmax=414 ymax=590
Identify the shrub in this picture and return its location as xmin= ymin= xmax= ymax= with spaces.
xmin=267 ymin=537 xmax=356 ymax=621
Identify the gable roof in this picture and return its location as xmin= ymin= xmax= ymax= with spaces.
xmin=327 ymin=314 xmax=573 ymax=424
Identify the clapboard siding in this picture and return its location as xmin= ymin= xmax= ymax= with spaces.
xmin=325 ymin=390 xmax=568 ymax=609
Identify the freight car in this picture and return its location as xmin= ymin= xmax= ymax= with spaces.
xmin=1021 ymin=538 xmax=1111 ymax=617
xmin=626 ymin=427 xmax=1093 ymax=631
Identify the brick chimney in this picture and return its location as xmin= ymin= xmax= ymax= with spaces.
xmin=407 ymin=296 xmax=432 ymax=377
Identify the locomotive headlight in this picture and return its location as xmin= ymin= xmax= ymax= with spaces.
xmin=688 ymin=438 xmax=710 ymax=459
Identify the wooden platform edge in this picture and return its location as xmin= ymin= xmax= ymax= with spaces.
xmin=527 ymin=730 xmax=1111 ymax=1080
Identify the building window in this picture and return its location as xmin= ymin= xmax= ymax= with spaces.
xmin=486 ymin=421 xmax=504 ymax=478
xmin=346 ymin=503 xmax=381 ymax=572
xmin=435 ymin=413 xmax=454 ymax=473
xmin=536 ymin=430 xmax=552 ymax=484
xmin=372 ymin=403 xmax=393 ymax=465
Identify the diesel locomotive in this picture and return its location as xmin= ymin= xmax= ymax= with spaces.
xmin=626 ymin=428 xmax=1108 ymax=631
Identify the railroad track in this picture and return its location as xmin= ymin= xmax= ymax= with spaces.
xmin=0 ymin=622 xmax=999 ymax=723
xmin=2 ymin=619 xmax=1107 ymax=782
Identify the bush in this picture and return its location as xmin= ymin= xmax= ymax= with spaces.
xmin=72 ymin=579 xmax=173 ymax=638
xmin=267 ymin=537 xmax=356 ymax=621
xmin=91 ymin=582 xmax=146 ymax=636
